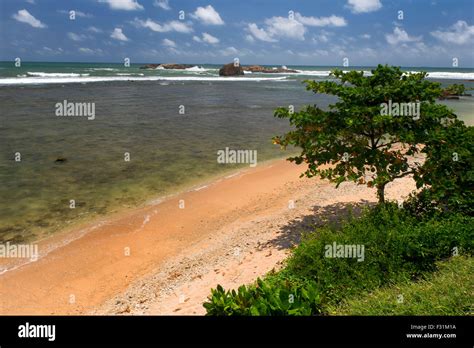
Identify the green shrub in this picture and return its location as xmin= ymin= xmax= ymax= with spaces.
xmin=332 ymin=256 xmax=474 ymax=315
xmin=413 ymin=122 xmax=474 ymax=216
xmin=275 ymin=205 xmax=472 ymax=306
xmin=444 ymin=84 xmax=466 ymax=96
xmin=203 ymin=205 xmax=473 ymax=315
xmin=203 ymin=279 xmax=321 ymax=316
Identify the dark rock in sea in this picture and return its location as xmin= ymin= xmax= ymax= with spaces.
xmin=139 ymin=63 xmax=194 ymax=70
xmin=243 ymin=65 xmax=298 ymax=73
xmin=55 ymin=157 xmax=67 ymax=163
xmin=139 ymin=64 xmax=161 ymax=70
xmin=159 ymin=63 xmax=194 ymax=69
xmin=219 ymin=63 xmax=245 ymax=76
xmin=243 ymin=65 xmax=267 ymax=73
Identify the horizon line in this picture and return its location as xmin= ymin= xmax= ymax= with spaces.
xmin=1 ymin=60 xmax=473 ymax=70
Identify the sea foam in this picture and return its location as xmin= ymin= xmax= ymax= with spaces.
xmin=0 ymin=75 xmax=288 ymax=85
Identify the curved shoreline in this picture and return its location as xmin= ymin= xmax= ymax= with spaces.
xmin=0 ymin=158 xmax=308 ymax=314
xmin=0 ymin=157 xmax=284 ymax=276
xmin=0 ymin=157 xmax=417 ymax=315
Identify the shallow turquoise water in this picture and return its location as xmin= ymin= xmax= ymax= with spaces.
xmin=0 ymin=80 xmax=327 ymax=242
xmin=0 ymin=75 xmax=472 ymax=243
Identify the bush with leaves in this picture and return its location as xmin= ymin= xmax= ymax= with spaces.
xmin=273 ymin=65 xmax=458 ymax=203
xmin=444 ymin=83 xmax=466 ymax=96
xmin=203 ymin=279 xmax=321 ymax=316
xmin=413 ymin=120 xmax=474 ymax=216
xmin=203 ymin=205 xmax=473 ymax=315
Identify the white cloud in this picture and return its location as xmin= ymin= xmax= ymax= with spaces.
xmin=202 ymin=32 xmax=219 ymax=44
xmin=67 ymin=32 xmax=87 ymax=41
xmin=431 ymin=20 xmax=474 ymax=45
xmin=162 ymin=38 xmax=176 ymax=47
xmin=312 ymin=32 xmax=331 ymax=43
xmin=191 ymin=5 xmax=224 ymax=25
xmin=153 ymin=0 xmax=171 ymax=10
xmin=245 ymin=34 xmax=255 ymax=43
xmin=37 ymin=46 xmax=63 ymax=55
xmin=248 ymin=16 xmax=306 ymax=42
xmin=193 ymin=32 xmax=219 ymax=44
xmin=74 ymin=10 xmax=92 ymax=18
xmin=295 ymin=13 xmax=347 ymax=27
xmin=220 ymin=46 xmax=238 ymax=56
xmin=99 ymin=0 xmax=143 ymax=11
xmin=247 ymin=23 xmax=277 ymax=42
xmin=87 ymin=26 xmax=103 ymax=33
xmin=265 ymin=17 xmax=306 ymax=40
xmin=361 ymin=33 xmax=371 ymax=39
xmin=110 ymin=28 xmax=129 ymax=41
xmin=26 ymin=0 xmax=35 ymax=4
xmin=78 ymin=47 xmax=104 ymax=55
xmin=385 ymin=27 xmax=422 ymax=45
xmin=132 ymin=18 xmax=193 ymax=33
xmin=346 ymin=0 xmax=382 ymax=14
xmin=12 ymin=9 xmax=46 ymax=28
xmin=58 ymin=10 xmax=93 ymax=18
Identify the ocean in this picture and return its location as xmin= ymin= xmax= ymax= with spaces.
xmin=1 ymin=62 xmax=473 ymax=243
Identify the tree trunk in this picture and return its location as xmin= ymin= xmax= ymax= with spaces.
xmin=377 ymin=183 xmax=386 ymax=204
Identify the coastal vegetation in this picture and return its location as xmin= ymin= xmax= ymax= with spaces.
xmin=272 ymin=65 xmax=459 ymax=204
xmin=203 ymin=65 xmax=474 ymax=316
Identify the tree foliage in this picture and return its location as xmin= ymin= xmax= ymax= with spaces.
xmin=273 ymin=64 xmax=459 ymax=203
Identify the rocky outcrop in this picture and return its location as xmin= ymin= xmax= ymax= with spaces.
xmin=139 ymin=64 xmax=160 ymax=70
xmin=243 ymin=65 xmax=267 ymax=73
xmin=243 ymin=65 xmax=298 ymax=73
xmin=219 ymin=63 xmax=244 ymax=76
xmin=140 ymin=63 xmax=194 ymax=70
xmin=160 ymin=63 xmax=194 ymax=69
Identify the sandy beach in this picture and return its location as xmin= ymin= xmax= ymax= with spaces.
xmin=0 ymin=159 xmax=416 ymax=315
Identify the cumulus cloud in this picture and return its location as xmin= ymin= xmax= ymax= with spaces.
xmin=67 ymin=32 xmax=88 ymax=41
xmin=78 ymin=47 xmax=104 ymax=55
xmin=247 ymin=17 xmax=305 ymax=42
xmin=431 ymin=20 xmax=474 ymax=45
xmin=191 ymin=5 xmax=224 ymax=25
xmin=87 ymin=26 xmax=103 ymax=33
xmin=247 ymin=12 xmax=347 ymax=42
xmin=385 ymin=27 xmax=422 ymax=45
xmin=220 ymin=46 xmax=238 ymax=56
xmin=110 ymin=28 xmax=129 ymax=41
xmin=153 ymin=0 xmax=171 ymax=10
xmin=193 ymin=32 xmax=219 ymax=44
xmin=346 ymin=0 xmax=382 ymax=14
xmin=247 ymin=23 xmax=277 ymax=42
xmin=162 ymin=38 xmax=176 ymax=47
xmin=295 ymin=13 xmax=347 ymax=27
xmin=99 ymin=0 xmax=143 ymax=11
xmin=132 ymin=18 xmax=193 ymax=33
xmin=58 ymin=10 xmax=93 ymax=18
xmin=12 ymin=9 xmax=46 ymax=28
xmin=245 ymin=34 xmax=255 ymax=43
xmin=37 ymin=46 xmax=63 ymax=55
xmin=202 ymin=32 xmax=219 ymax=44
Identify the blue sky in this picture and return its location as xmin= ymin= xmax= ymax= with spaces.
xmin=1 ymin=0 xmax=473 ymax=67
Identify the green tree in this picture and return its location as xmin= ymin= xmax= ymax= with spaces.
xmin=414 ymin=120 xmax=473 ymax=215
xmin=273 ymin=64 xmax=457 ymax=203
